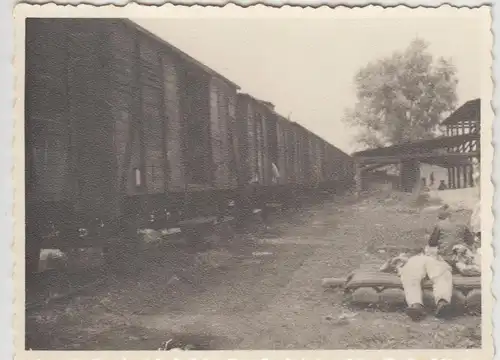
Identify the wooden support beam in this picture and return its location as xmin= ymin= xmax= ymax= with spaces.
xmin=356 ymin=151 xmax=480 ymax=165
xmin=463 ymin=165 xmax=468 ymax=188
xmin=359 ymin=163 xmax=387 ymax=172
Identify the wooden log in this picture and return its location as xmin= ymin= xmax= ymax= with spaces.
xmin=378 ymin=288 xmax=406 ymax=310
xmin=345 ymin=286 xmax=472 ymax=314
xmin=350 ymin=288 xmax=379 ymax=307
xmin=466 ymin=289 xmax=481 ymax=315
xmin=325 ymin=270 xmax=480 ymax=315
xmin=344 ymin=271 xmax=480 ymax=293
xmin=453 ymin=289 xmax=467 ymax=313
xmin=321 ymin=277 xmax=346 ymax=289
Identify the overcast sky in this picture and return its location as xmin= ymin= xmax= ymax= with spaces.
xmin=133 ymin=11 xmax=485 ymax=154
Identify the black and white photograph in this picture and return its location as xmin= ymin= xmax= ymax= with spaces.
xmin=15 ymin=4 xmax=493 ymax=358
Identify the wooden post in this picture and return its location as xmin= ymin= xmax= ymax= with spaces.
xmin=469 ymin=164 xmax=474 ymax=187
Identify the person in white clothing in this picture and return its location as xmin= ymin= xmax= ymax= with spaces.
xmin=380 ymin=245 xmax=454 ymax=321
xmin=380 ymin=207 xmax=479 ymax=321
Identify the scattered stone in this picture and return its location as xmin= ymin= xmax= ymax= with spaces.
xmin=242 ymin=259 xmax=263 ymax=265
xmin=161 ymin=228 xmax=181 ymax=235
xmin=167 ymin=275 xmax=180 ymax=285
xmin=338 ymin=311 xmax=358 ymax=320
xmin=328 ymin=312 xmax=358 ymax=326
xmin=252 ymin=251 xmax=273 ymax=257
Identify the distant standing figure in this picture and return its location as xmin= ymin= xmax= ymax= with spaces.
xmin=421 ymin=178 xmax=429 ymax=192
xmin=429 ymin=172 xmax=435 ymax=186
xmin=271 ymin=162 xmax=280 ymax=184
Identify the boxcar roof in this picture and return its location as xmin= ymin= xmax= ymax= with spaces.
xmin=124 ymin=19 xmax=241 ymax=90
xmin=238 ymin=93 xmax=274 ymax=106
xmin=290 ymin=121 xmax=351 ymax=157
xmin=237 ymin=92 xmax=351 ymax=159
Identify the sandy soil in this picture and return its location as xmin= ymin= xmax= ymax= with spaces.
xmin=26 ymin=191 xmax=481 ymax=350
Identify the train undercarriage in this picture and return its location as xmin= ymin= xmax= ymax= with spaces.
xmin=25 ymin=180 xmax=352 ymax=282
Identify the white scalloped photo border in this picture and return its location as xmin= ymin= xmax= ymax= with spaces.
xmin=10 ymin=3 xmax=495 ymax=360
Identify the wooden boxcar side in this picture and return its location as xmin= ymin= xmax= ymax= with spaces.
xmin=236 ymin=94 xmax=277 ymax=187
xmin=292 ymin=124 xmax=303 ymax=185
xmin=26 ymin=19 xmax=123 ymax=273
xmin=304 ymin=128 xmax=313 ymax=185
xmin=319 ymin=139 xmax=328 ymax=183
xmin=26 ymin=19 xmax=241 ymax=243
xmin=262 ymin=102 xmax=279 ymax=186
xmin=326 ymin=144 xmax=335 ymax=182
xmin=106 ymin=20 xmax=175 ymax=197
xmin=109 ymin=20 xmax=240 ymax=195
xmin=26 ymin=19 xmax=120 ymax=223
xmin=278 ymin=116 xmax=294 ymax=185
xmin=275 ymin=115 xmax=289 ymax=185
xmin=309 ymin=133 xmax=320 ymax=185
xmin=293 ymin=123 xmax=310 ymax=186
xmin=209 ymin=77 xmax=239 ymax=189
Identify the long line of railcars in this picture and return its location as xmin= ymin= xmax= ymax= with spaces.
xmin=25 ymin=18 xmax=354 ymax=274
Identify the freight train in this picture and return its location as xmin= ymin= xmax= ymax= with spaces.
xmin=25 ymin=18 xmax=355 ymax=275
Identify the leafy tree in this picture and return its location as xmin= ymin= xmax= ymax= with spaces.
xmin=343 ymin=38 xmax=458 ymax=150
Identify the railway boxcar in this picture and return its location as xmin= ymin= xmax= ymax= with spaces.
xmin=292 ymin=123 xmax=312 ymax=186
xmin=235 ymin=93 xmax=280 ymax=187
xmin=310 ymin=133 xmax=323 ymax=186
xmin=234 ymin=93 xmax=287 ymax=214
xmin=25 ymin=18 xmax=354 ymax=277
xmin=25 ymin=18 xmax=241 ymax=274
xmin=275 ymin=113 xmax=297 ymax=186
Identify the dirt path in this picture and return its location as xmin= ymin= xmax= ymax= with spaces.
xmin=27 ymin=193 xmax=481 ymax=350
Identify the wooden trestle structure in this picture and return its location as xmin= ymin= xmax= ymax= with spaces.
xmin=352 ymin=99 xmax=481 ymax=193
